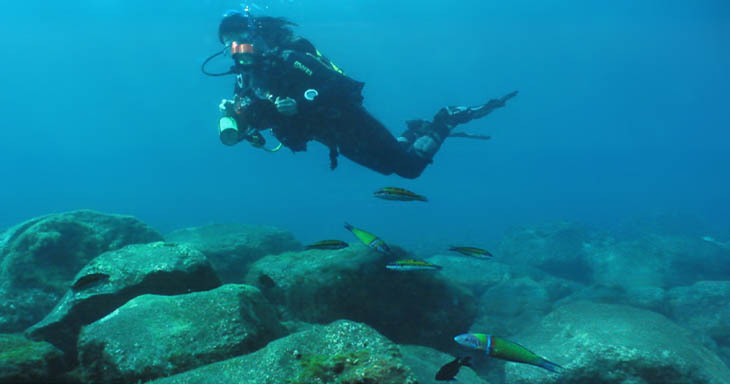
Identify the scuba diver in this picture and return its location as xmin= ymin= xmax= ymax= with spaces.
xmin=202 ymin=8 xmax=518 ymax=179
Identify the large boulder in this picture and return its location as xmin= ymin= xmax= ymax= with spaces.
xmin=147 ymin=320 xmax=418 ymax=384
xmin=499 ymin=221 xmax=594 ymax=282
xmin=662 ymin=235 xmax=730 ymax=286
xmin=587 ymin=233 xmax=730 ymax=291
xmin=505 ymin=301 xmax=730 ymax=384
xmin=424 ymin=255 xmax=513 ymax=296
xmin=472 ymin=276 xmax=552 ymax=338
xmin=573 ymin=232 xmax=730 ymax=315
xmin=0 ymin=333 xmax=65 ymax=384
xmin=400 ymin=344 xmax=488 ymax=384
xmin=77 ymin=284 xmax=285 ymax=384
xmin=425 ymin=254 xmax=580 ymax=339
xmin=165 ymin=224 xmax=300 ymax=283
xmin=243 ymin=244 xmax=478 ymax=350
xmin=721 ymin=347 xmax=730 ymax=372
xmin=668 ymin=281 xmax=730 ymax=345
xmin=586 ymin=237 xmax=668 ymax=289
xmin=0 ymin=210 xmax=162 ymax=332
xmin=555 ymin=283 xmax=669 ymax=315
xmin=26 ymin=242 xmax=220 ymax=359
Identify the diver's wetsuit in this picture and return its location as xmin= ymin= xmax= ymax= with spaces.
xmin=224 ymin=43 xmax=515 ymax=179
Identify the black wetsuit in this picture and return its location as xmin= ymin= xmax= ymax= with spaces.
xmin=224 ymin=41 xmax=516 ymax=179
xmin=225 ymin=45 xmax=437 ymax=178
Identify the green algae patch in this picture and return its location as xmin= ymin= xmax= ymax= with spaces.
xmin=0 ymin=333 xmax=66 ymax=383
xmin=288 ymin=350 xmax=372 ymax=384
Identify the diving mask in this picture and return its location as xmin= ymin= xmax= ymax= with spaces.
xmin=230 ymin=41 xmax=255 ymax=55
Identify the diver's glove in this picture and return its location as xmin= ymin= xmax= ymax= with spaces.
xmin=275 ymin=97 xmax=298 ymax=116
xmin=219 ymin=99 xmax=236 ymax=114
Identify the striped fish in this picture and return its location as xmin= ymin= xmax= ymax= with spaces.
xmin=373 ymin=187 xmax=427 ymax=202
xmin=344 ymin=223 xmax=391 ymax=255
xmin=305 ymin=240 xmax=349 ymax=250
xmin=71 ymin=273 xmax=110 ymax=291
xmin=449 ymin=246 xmax=493 ymax=259
xmin=386 ymin=259 xmax=442 ymax=271
xmin=454 ymin=333 xmax=562 ymax=373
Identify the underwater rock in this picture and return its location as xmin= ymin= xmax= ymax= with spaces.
xmin=472 ymin=277 xmax=552 ymax=338
xmin=555 ymin=283 xmax=668 ymax=314
xmin=498 ymin=221 xmax=594 ymax=283
xmin=586 ymin=237 xmax=668 ymax=289
xmin=147 ymin=320 xmax=417 ymax=384
xmin=0 ymin=210 xmax=162 ymax=333
xmin=425 ymin=255 xmax=513 ymax=296
xmin=244 ymin=243 xmax=478 ymax=351
xmin=623 ymin=284 xmax=667 ymax=312
xmin=0 ymin=333 xmax=65 ymax=384
xmin=662 ymin=234 xmax=730 ymax=286
xmin=77 ymin=284 xmax=285 ymax=384
xmin=668 ymin=281 xmax=730 ymax=346
xmin=502 ymin=220 xmax=730 ymax=313
xmin=614 ymin=213 xmax=712 ymax=239
xmin=26 ymin=242 xmax=220 ymax=361
xmin=720 ymin=347 xmax=730 ymax=371
xmin=165 ymin=223 xmax=300 ymax=283
xmin=399 ymin=344 xmax=488 ymax=384
xmin=505 ymin=301 xmax=730 ymax=384
xmin=590 ymin=233 xmax=730 ymax=289
xmin=428 ymin=254 xmax=582 ymax=301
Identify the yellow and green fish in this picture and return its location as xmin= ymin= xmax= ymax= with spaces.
xmin=344 ymin=222 xmax=391 ymax=254
xmin=305 ymin=240 xmax=349 ymax=250
xmin=373 ymin=187 xmax=427 ymax=202
xmin=386 ymin=259 xmax=442 ymax=271
xmin=454 ymin=333 xmax=562 ymax=372
xmin=449 ymin=246 xmax=493 ymax=259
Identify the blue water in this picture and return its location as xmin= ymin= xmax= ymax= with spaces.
xmin=1 ymin=0 xmax=728 ymax=249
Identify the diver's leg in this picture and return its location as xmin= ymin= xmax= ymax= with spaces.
xmin=434 ymin=90 xmax=519 ymax=131
xmin=408 ymin=90 xmax=519 ymax=159
xmin=334 ymin=105 xmax=429 ymax=179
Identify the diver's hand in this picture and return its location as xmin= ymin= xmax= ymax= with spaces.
xmin=275 ymin=97 xmax=298 ymax=116
xmin=219 ymin=99 xmax=236 ymax=114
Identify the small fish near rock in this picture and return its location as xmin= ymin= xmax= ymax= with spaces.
xmin=71 ymin=273 xmax=110 ymax=291
xmin=373 ymin=187 xmax=428 ymax=202
xmin=454 ymin=333 xmax=562 ymax=373
xmin=449 ymin=246 xmax=493 ymax=260
xmin=344 ymin=222 xmax=392 ymax=255
xmin=305 ymin=240 xmax=349 ymax=250
xmin=435 ymin=356 xmax=472 ymax=381
xmin=386 ymin=259 xmax=443 ymax=271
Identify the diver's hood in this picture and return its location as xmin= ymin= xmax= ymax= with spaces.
xmin=218 ymin=12 xmax=255 ymax=44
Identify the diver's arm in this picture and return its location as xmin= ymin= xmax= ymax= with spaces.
xmin=218 ymin=94 xmax=280 ymax=145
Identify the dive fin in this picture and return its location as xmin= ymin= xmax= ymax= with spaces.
xmin=449 ymin=132 xmax=491 ymax=140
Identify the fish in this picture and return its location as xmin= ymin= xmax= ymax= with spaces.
xmin=435 ymin=356 xmax=472 ymax=381
xmin=344 ymin=222 xmax=391 ymax=254
xmin=449 ymin=246 xmax=493 ymax=259
xmin=454 ymin=333 xmax=562 ymax=373
xmin=702 ymin=236 xmax=730 ymax=250
xmin=373 ymin=187 xmax=427 ymax=202
xmin=305 ymin=240 xmax=349 ymax=250
xmin=71 ymin=272 xmax=110 ymax=291
xmin=386 ymin=259 xmax=442 ymax=271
